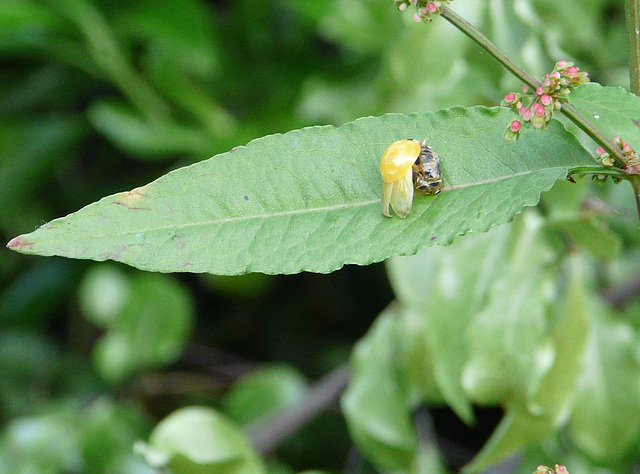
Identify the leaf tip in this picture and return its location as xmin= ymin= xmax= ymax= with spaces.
xmin=6 ymin=235 xmax=34 ymax=253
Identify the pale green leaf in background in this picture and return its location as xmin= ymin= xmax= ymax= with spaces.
xmin=387 ymin=219 xmax=512 ymax=422
xmin=135 ymin=406 xmax=265 ymax=474
xmin=223 ymin=365 xmax=307 ymax=427
xmin=570 ymin=298 xmax=640 ymax=464
xmin=78 ymin=268 xmax=195 ymax=384
xmin=463 ymin=211 xmax=556 ymax=404
xmin=341 ymin=307 xmax=418 ymax=473
xmin=465 ymin=254 xmax=590 ymax=472
xmin=7 ymin=108 xmax=595 ymax=276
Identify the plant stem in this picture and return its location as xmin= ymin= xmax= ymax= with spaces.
xmin=631 ymin=175 xmax=640 ymax=218
xmin=626 ymin=0 xmax=640 ymax=94
xmin=439 ymin=7 xmax=540 ymax=89
xmin=626 ymin=0 xmax=640 ymax=218
xmin=440 ymin=4 xmax=640 ymax=220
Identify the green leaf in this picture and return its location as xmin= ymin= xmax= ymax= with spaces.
xmin=87 ymin=100 xmax=212 ymax=158
xmin=568 ymin=83 xmax=640 ymax=152
xmin=7 ymin=108 xmax=594 ymax=275
xmin=465 ymin=254 xmax=590 ymax=472
xmin=2 ymin=411 xmax=82 ymax=473
xmin=114 ymin=0 xmax=219 ymax=78
xmin=569 ymin=297 xmax=640 ymax=464
xmin=463 ymin=211 xmax=556 ymax=405
xmin=223 ymin=366 xmax=307 ymax=427
xmin=135 ymin=406 xmax=265 ymax=474
xmin=341 ymin=307 xmax=417 ymax=472
xmin=84 ymin=271 xmax=194 ymax=384
xmin=78 ymin=265 xmax=131 ymax=327
xmin=387 ymin=219 xmax=513 ymax=422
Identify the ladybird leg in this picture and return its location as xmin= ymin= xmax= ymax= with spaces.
xmin=381 ymin=181 xmax=393 ymax=217
xmin=390 ymin=168 xmax=413 ymax=218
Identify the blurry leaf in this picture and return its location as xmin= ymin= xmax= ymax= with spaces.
xmin=342 ymin=305 xmax=449 ymax=473
xmin=569 ymin=297 xmax=640 ymax=464
xmin=465 ymin=254 xmax=590 ymax=472
xmin=223 ymin=365 xmax=307 ymax=427
xmin=568 ymin=84 xmax=640 ymax=153
xmin=542 ymin=176 xmax=590 ymax=216
xmin=88 ymin=99 xmax=212 ymax=158
xmin=8 ymin=108 xmax=594 ymax=275
xmin=547 ymin=218 xmax=622 ymax=260
xmin=2 ymin=411 xmax=82 ymax=473
xmin=114 ymin=0 xmax=219 ymax=78
xmin=387 ymin=219 xmax=512 ymax=422
xmin=0 ymin=115 xmax=86 ymax=216
xmin=80 ymin=398 xmax=153 ymax=473
xmin=282 ymin=0 xmax=333 ymax=25
xmin=265 ymin=458 xmax=296 ymax=474
xmin=91 ymin=272 xmax=194 ymax=384
xmin=397 ymin=308 xmax=445 ymax=406
xmin=135 ymin=406 xmax=265 ymax=473
xmin=0 ymin=0 xmax=69 ymax=55
xmin=142 ymin=50 xmax=237 ymax=139
xmin=319 ymin=0 xmax=402 ymax=55
xmin=0 ymin=260 xmax=80 ymax=326
xmin=463 ymin=211 xmax=555 ymax=405
xmin=342 ymin=307 xmax=417 ymax=472
xmin=78 ymin=264 xmax=131 ymax=327
xmin=0 ymin=332 xmax=60 ymax=417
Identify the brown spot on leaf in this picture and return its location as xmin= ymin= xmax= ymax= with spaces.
xmin=112 ymin=186 xmax=152 ymax=210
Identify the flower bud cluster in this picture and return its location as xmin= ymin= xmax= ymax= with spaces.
xmin=393 ymin=0 xmax=453 ymax=23
xmin=503 ymin=61 xmax=590 ymax=142
xmin=534 ymin=465 xmax=569 ymax=474
xmin=596 ymin=135 xmax=640 ymax=175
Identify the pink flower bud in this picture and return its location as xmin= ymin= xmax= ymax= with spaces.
xmin=540 ymin=94 xmax=552 ymax=106
xmin=420 ymin=7 xmax=427 ymax=14
xmin=535 ymin=105 xmax=546 ymax=117
xmin=536 ymin=86 xmax=544 ymax=96
xmin=596 ymin=146 xmax=606 ymax=156
xmin=504 ymin=92 xmax=517 ymax=103
xmin=427 ymin=2 xmax=438 ymax=12
xmin=510 ymin=120 xmax=522 ymax=132
xmin=550 ymin=71 xmax=561 ymax=79
xmin=556 ymin=60 xmax=567 ymax=69
xmin=521 ymin=108 xmax=532 ymax=121
xmin=522 ymin=85 xmax=530 ymax=93
xmin=413 ymin=11 xmax=421 ymax=22
xmin=565 ymin=66 xmax=579 ymax=76
xmin=555 ymin=465 xmax=568 ymax=474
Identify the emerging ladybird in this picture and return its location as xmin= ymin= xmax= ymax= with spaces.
xmin=380 ymin=139 xmax=443 ymax=218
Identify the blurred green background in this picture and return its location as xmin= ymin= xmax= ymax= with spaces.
xmin=0 ymin=0 xmax=633 ymax=472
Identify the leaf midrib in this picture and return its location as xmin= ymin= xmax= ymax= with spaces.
xmin=35 ymin=167 xmax=565 ymax=247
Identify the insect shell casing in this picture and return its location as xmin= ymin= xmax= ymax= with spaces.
xmin=413 ymin=140 xmax=443 ymax=194
xmin=380 ymin=139 xmax=422 ymax=218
